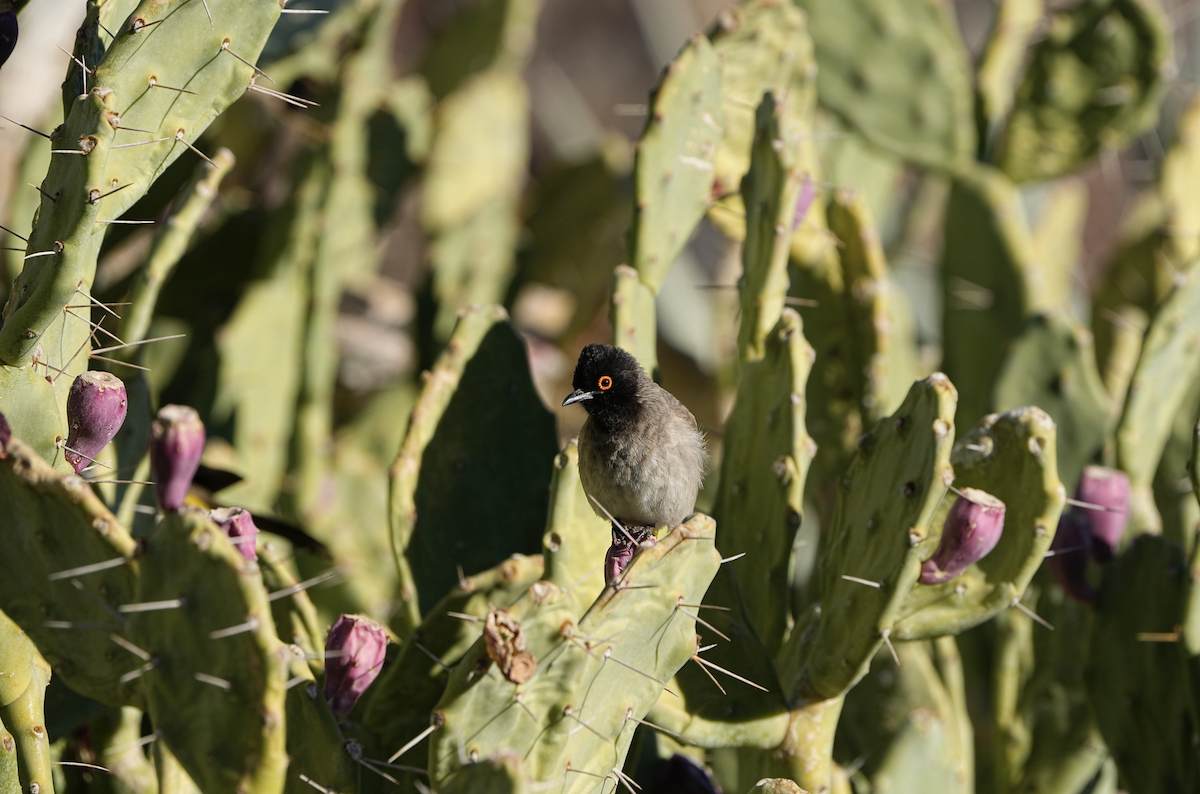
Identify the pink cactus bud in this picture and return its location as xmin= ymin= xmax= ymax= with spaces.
xmin=0 ymin=410 xmax=10 ymax=457
xmin=208 ymin=506 xmax=258 ymax=561
xmin=324 ymin=614 xmax=388 ymax=720
xmin=1074 ymin=466 xmax=1129 ymax=563
xmin=64 ymin=371 xmax=127 ymax=473
xmin=919 ymin=488 xmax=1006 ymax=585
xmin=1048 ymin=511 xmax=1098 ymax=605
xmin=604 ymin=536 xmax=639 ymax=586
xmin=149 ymin=405 xmax=205 ymax=512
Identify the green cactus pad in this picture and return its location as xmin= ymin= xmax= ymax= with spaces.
xmin=940 ymin=166 xmax=1036 ymax=429
xmin=836 ymin=641 xmax=971 ymax=794
xmin=610 ymin=264 xmax=659 ymax=378
xmin=430 ymin=517 xmax=721 ymax=790
xmin=783 ymin=373 xmax=957 ymax=699
xmin=714 ymin=309 xmax=815 ymax=651
xmin=628 ymin=35 xmax=723 ymax=294
xmin=996 ymin=0 xmax=1171 ymax=183
xmin=1116 ymin=267 xmax=1200 ymax=537
xmin=0 ymin=436 xmax=141 ymax=707
xmin=736 ymin=95 xmax=801 ymax=364
xmin=388 ymin=305 xmax=556 ymax=634
xmin=0 ymin=87 xmax=116 ymax=374
xmin=992 ymin=313 xmax=1109 ymax=489
xmin=440 ymin=752 xmax=530 ymax=794
xmin=893 ymin=407 xmax=1065 ymax=640
xmin=541 ymin=441 xmax=612 ymax=612
xmin=258 ymin=547 xmax=324 ymax=666
xmin=0 ymin=715 xmax=16 ymax=794
xmin=127 ymin=509 xmax=288 ymax=794
xmin=280 ymin=655 xmax=357 ymax=794
xmin=647 ymin=565 xmax=790 ymax=750
xmin=795 ymin=0 xmax=975 ymax=169
xmin=827 ymin=188 xmax=906 ymax=421
xmin=362 ymin=553 xmax=544 ymax=764
xmin=0 ymin=651 xmax=51 ymax=794
xmin=422 ymin=70 xmax=527 ymax=234
xmin=976 ymin=0 xmax=1044 ymax=149
xmin=212 ymin=153 xmax=327 ymax=514
xmin=0 ymin=367 xmax=65 ymax=468
xmin=88 ymin=0 xmax=280 ymax=219
xmin=1085 ymin=534 xmax=1196 ymax=793
xmin=706 ymin=0 xmax=824 ymax=262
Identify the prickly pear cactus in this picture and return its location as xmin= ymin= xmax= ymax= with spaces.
xmin=796 ymin=0 xmax=976 ymax=169
xmin=1085 ymin=534 xmax=1197 ymax=794
xmin=127 ymin=509 xmax=289 ymax=794
xmin=893 ymin=407 xmax=1065 ymax=640
xmin=388 ymin=305 xmax=557 ymax=635
xmin=0 ymin=434 xmax=141 ymax=707
xmin=996 ymin=0 xmax=1172 ymax=182
xmin=992 ymin=313 xmax=1109 ymax=490
xmin=429 ymin=517 xmax=721 ymax=792
xmin=787 ymin=373 xmax=957 ymax=700
xmin=627 ymin=35 xmax=722 ymax=295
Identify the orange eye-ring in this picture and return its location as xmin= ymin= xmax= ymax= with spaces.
xmin=598 ymin=375 xmax=613 ymax=391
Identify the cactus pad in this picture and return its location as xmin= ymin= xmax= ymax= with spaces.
xmin=0 ymin=435 xmax=141 ymax=706
xmin=127 ymin=509 xmax=288 ymax=794
xmin=893 ymin=407 xmax=1065 ymax=640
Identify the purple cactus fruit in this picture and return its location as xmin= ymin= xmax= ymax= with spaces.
xmin=919 ymin=488 xmax=1006 ymax=585
xmin=148 ymin=404 xmax=205 ymax=512
xmin=208 ymin=506 xmax=258 ymax=561
xmin=1048 ymin=510 xmax=1098 ymax=605
xmin=324 ymin=614 xmax=388 ymax=720
xmin=64 ymin=371 xmax=128 ymax=473
xmin=604 ymin=535 xmax=639 ymax=586
xmin=1074 ymin=465 xmax=1129 ymax=563
xmin=0 ymin=2 xmax=16 ymax=69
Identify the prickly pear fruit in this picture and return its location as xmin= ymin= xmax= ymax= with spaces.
xmin=208 ymin=506 xmax=258 ymax=561
xmin=148 ymin=405 xmax=205 ymax=512
xmin=0 ymin=2 xmax=15 ymax=68
xmin=604 ymin=535 xmax=639 ymax=586
xmin=483 ymin=608 xmax=537 ymax=684
xmin=1074 ymin=465 xmax=1130 ymax=563
xmin=64 ymin=371 xmax=128 ymax=473
xmin=1049 ymin=510 xmax=1098 ymax=605
xmin=919 ymin=488 xmax=1006 ymax=584
xmin=323 ymin=614 xmax=388 ymax=720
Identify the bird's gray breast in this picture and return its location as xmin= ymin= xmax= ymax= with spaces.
xmin=577 ymin=398 xmax=706 ymax=529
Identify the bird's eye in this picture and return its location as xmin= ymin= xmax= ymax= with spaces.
xmin=598 ymin=375 xmax=613 ymax=390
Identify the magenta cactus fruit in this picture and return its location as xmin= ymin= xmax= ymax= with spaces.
xmin=324 ymin=614 xmax=388 ymax=720
xmin=1048 ymin=510 xmax=1098 ymax=605
xmin=0 ymin=410 xmax=9 ymax=456
xmin=208 ymin=506 xmax=259 ymax=561
xmin=64 ymin=371 xmax=128 ymax=473
xmin=148 ymin=405 xmax=205 ymax=512
xmin=604 ymin=536 xmax=639 ymax=586
xmin=1074 ymin=465 xmax=1130 ymax=563
xmin=919 ymin=488 xmax=1006 ymax=584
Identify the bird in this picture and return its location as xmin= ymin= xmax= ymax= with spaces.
xmin=562 ymin=344 xmax=707 ymax=545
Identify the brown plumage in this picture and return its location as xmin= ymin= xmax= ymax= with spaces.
xmin=562 ymin=344 xmax=707 ymax=531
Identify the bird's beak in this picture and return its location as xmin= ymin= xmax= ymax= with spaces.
xmin=562 ymin=389 xmax=594 ymax=407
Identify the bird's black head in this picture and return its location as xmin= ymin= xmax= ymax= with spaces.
xmin=562 ymin=344 xmax=645 ymax=421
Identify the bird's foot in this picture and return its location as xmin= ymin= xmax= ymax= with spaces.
xmin=611 ymin=523 xmax=657 ymax=545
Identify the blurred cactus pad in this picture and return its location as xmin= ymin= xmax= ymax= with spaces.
xmin=4 ymin=0 xmax=1200 ymax=792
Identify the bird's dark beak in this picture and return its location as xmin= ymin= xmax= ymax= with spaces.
xmin=562 ymin=389 xmax=594 ymax=407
